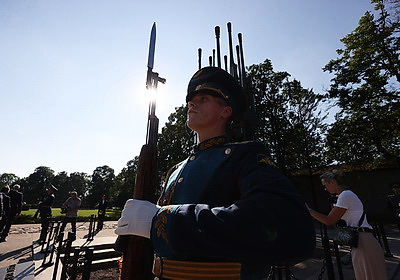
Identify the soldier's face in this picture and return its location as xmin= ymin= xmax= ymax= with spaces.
xmin=186 ymin=93 xmax=231 ymax=132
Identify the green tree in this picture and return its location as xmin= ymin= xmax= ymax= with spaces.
xmin=53 ymin=171 xmax=69 ymax=207
xmin=68 ymin=172 xmax=90 ymax=204
xmin=25 ymin=166 xmax=55 ymax=205
xmin=323 ymin=0 xmax=400 ymax=167
xmin=113 ymin=158 xmax=138 ymax=208
xmin=247 ymin=59 xmax=327 ymax=172
xmin=53 ymin=172 xmax=90 ymax=207
xmin=87 ymin=165 xmax=115 ymax=207
xmin=0 ymin=173 xmax=19 ymax=188
xmin=157 ymin=105 xmax=193 ymax=181
xmin=283 ymin=80 xmax=328 ymax=171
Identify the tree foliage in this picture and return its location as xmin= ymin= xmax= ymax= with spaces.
xmin=87 ymin=165 xmax=116 ymax=207
xmin=323 ymin=0 xmax=400 ymax=167
xmin=113 ymin=158 xmax=138 ymax=208
xmin=157 ymin=105 xmax=194 ymax=182
xmin=248 ymin=59 xmax=327 ymax=173
xmin=0 ymin=173 xmax=19 ymax=188
xmin=25 ymin=166 xmax=55 ymax=205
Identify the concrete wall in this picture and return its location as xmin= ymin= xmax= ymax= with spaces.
xmin=290 ymin=167 xmax=400 ymax=222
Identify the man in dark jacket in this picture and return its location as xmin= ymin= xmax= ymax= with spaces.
xmin=96 ymin=194 xmax=108 ymax=231
xmin=387 ymin=182 xmax=400 ymax=232
xmin=37 ymin=185 xmax=57 ymax=244
xmin=0 ymin=186 xmax=11 ymax=242
xmin=0 ymin=184 xmax=23 ymax=242
xmin=116 ymin=67 xmax=315 ymax=279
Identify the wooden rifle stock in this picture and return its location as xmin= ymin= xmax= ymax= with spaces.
xmin=118 ymin=144 xmax=159 ymax=280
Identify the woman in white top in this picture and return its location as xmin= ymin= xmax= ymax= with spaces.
xmin=308 ymin=170 xmax=387 ymax=280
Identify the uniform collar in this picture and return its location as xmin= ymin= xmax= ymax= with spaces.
xmin=194 ymin=136 xmax=227 ymax=152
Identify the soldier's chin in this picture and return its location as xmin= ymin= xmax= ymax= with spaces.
xmin=186 ymin=120 xmax=196 ymax=131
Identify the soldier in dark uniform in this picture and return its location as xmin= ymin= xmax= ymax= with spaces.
xmin=0 ymin=184 xmax=23 ymax=242
xmin=96 ymin=194 xmax=108 ymax=231
xmin=0 ymin=186 xmax=11 ymax=242
xmin=387 ymin=182 xmax=400 ymax=232
xmin=37 ymin=185 xmax=57 ymax=244
xmin=116 ymin=67 xmax=315 ymax=279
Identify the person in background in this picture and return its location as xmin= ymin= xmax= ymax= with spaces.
xmin=0 ymin=184 xmax=23 ymax=242
xmin=0 ymin=191 xmax=4 ymax=221
xmin=307 ymin=170 xmax=387 ymax=280
xmin=60 ymin=191 xmax=81 ymax=237
xmin=96 ymin=194 xmax=108 ymax=231
xmin=387 ymin=182 xmax=400 ymax=232
xmin=0 ymin=191 xmax=4 ymax=224
xmin=0 ymin=186 xmax=11 ymax=242
xmin=115 ymin=67 xmax=315 ymax=279
xmin=37 ymin=185 xmax=57 ymax=244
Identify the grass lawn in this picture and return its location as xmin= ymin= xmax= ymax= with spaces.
xmin=16 ymin=208 xmax=122 ymax=224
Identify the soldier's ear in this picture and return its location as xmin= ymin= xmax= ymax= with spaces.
xmin=221 ymin=106 xmax=232 ymax=119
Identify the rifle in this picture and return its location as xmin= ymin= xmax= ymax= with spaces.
xmin=115 ymin=22 xmax=165 ymax=280
xmin=198 ymin=22 xmax=255 ymax=141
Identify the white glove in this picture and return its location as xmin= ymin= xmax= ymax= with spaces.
xmin=115 ymin=199 xmax=160 ymax=239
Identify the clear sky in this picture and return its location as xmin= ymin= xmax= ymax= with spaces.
xmin=0 ymin=0 xmax=374 ymax=178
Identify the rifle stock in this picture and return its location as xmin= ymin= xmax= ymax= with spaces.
xmin=118 ymin=144 xmax=158 ymax=280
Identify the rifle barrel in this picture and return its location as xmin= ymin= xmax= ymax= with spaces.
xmin=236 ymin=45 xmax=242 ymax=85
xmin=212 ymin=49 xmax=216 ymax=67
xmin=224 ymin=55 xmax=228 ymax=72
xmin=215 ymin=26 xmax=221 ymax=68
xmin=227 ymin=22 xmax=237 ymax=78
xmin=198 ymin=48 xmax=202 ymax=70
xmin=238 ymin=33 xmax=246 ymax=85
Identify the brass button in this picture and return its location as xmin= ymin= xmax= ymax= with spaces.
xmin=225 ymin=148 xmax=231 ymax=155
xmin=178 ymin=177 xmax=184 ymax=183
xmin=190 ymin=155 xmax=196 ymax=161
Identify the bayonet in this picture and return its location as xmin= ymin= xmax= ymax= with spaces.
xmin=146 ymin=22 xmax=157 ymax=90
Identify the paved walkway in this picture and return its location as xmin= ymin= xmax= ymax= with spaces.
xmin=0 ymin=221 xmax=118 ymax=280
xmin=0 ymin=221 xmax=399 ymax=279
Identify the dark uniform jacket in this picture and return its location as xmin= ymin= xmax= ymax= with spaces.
xmin=39 ymin=194 xmax=55 ymax=217
xmin=9 ymin=189 xmax=23 ymax=216
xmin=150 ymin=137 xmax=315 ymax=277
xmin=0 ymin=193 xmax=10 ymax=220
xmin=387 ymin=194 xmax=400 ymax=216
xmin=97 ymin=199 xmax=108 ymax=217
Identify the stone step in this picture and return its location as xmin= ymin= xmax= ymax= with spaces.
xmin=0 ymin=261 xmax=35 ymax=280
